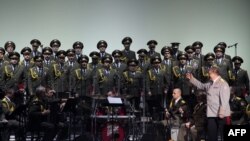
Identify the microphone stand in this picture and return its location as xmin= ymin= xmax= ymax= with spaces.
xmin=228 ymin=43 xmax=238 ymax=56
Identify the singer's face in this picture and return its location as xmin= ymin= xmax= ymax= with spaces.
xmin=114 ymin=56 xmax=120 ymax=62
xmin=67 ymin=55 xmax=75 ymax=62
xmin=43 ymin=53 xmax=51 ymax=60
xmin=179 ymin=59 xmax=187 ymax=65
xmin=35 ymin=60 xmax=43 ymax=67
xmin=164 ymin=52 xmax=171 ymax=59
xmin=129 ymin=65 xmax=137 ymax=72
xmin=215 ymin=51 xmax=223 ymax=58
xmin=0 ymin=52 xmax=3 ymax=59
xmin=10 ymin=57 xmax=19 ymax=65
xmin=58 ymin=57 xmax=65 ymax=63
xmin=6 ymin=46 xmax=14 ymax=53
xmin=195 ymin=48 xmax=201 ymax=54
xmin=52 ymin=46 xmax=59 ymax=53
xmin=124 ymin=43 xmax=131 ymax=50
xmin=80 ymin=61 xmax=88 ymax=68
xmin=23 ymin=53 xmax=31 ymax=60
xmin=32 ymin=46 xmax=39 ymax=51
xmin=104 ymin=61 xmax=111 ymax=68
xmin=187 ymin=52 xmax=194 ymax=59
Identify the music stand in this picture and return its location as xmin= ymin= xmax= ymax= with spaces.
xmin=107 ymin=96 xmax=124 ymax=141
xmin=61 ymin=98 xmax=77 ymax=141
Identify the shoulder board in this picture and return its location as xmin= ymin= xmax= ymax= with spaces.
xmin=219 ymin=78 xmax=225 ymax=83
xmin=181 ymin=100 xmax=186 ymax=104
xmin=236 ymin=97 xmax=241 ymax=100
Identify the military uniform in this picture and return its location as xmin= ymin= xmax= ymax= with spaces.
xmin=71 ymin=55 xmax=94 ymax=96
xmin=171 ymin=42 xmax=181 ymax=61
xmin=42 ymin=47 xmax=56 ymax=69
xmin=229 ymin=56 xmax=249 ymax=97
xmin=95 ymin=55 xmax=118 ymax=95
xmin=0 ymin=47 xmax=9 ymax=94
xmin=66 ymin=49 xmax=79 ymax=91
xmin=190 ymin=75 xmax=230 ymax=141
xmin=111 ymin=50 xmax=127 ymax=76
xmin=1 ymin=93 xmax=25 ymax=141
xmin=121 ymin=59 xmax=143 ymax=109
xmin=230 ymin=95 xmax=247 ymax=125
xmin=147 ymin=40 xmax=161 ymax=59
xmin=172 ymin=53 xmax=194 ymax=97
xmin=30 ymin=39 xmax=42 ymax=58
xmin=73 ymin=41 xmax=84 ymax=60
xmin=28 ymin=55 xmax=51 ymax=95
xmin=214 ymin=45 xmax=232 ymax=83
xmin=217 ymin=42 xmax=232 ymax=63
xmin=28 ymin=95 xmax=56 ymax=141
xmin=161 ymin=98 xmax=189 ymax=128
xmin=51 ymin=50 xmax=71 ymax=97
xmin=50 ymin=39 xmax=61 ymax=61
xmin=201 ymin=53 xmax=217 ymax=83
xmin=0 ymin=52 xmax=25 ymax=92
xmin=137 ymin=49 xmax=150 ymax=74
xmin=121 ymin=37 xmax=136 ymax=63
xmin=97 ymin=40 xmax=111 ymax=60
xmin=192 ymin=41 xmax=205 ymax=80
xmin=178 ymin=92 xmax=206 ymax=141
xmin=184 ymin=46 xmax=200 ymax=79
xmin=88 ymin=51 xmax=102 ymax=73
xmin=146 ymin=56 xmax=169 ymax=118
xmin=3 ymin=41 xmax=16 ymax=62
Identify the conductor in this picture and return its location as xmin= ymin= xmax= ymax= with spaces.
xmin=186 ymin=66 xmax=231 ymax=141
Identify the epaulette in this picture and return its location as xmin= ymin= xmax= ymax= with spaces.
xmin=219 ymin=78 xmax=225 ymax=83
xmin=236 ymin=97 xmax=241 ymax=101
xmin=181 ymin=100 xmax=186 ymax=104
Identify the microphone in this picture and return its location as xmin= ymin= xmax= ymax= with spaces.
xmin=227 ymin=43 xmax=238 ymax=48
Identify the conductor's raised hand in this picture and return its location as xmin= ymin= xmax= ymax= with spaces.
xmin=186 ymin=72 xmax=193 ymax=80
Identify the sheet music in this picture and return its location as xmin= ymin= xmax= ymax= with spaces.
xmin=107 ymin=96 xmax=123 ymax=104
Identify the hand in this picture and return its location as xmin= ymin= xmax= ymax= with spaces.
xmin=186 ymin=73 xmax=193 ymax=80
xmin=148 ymin=91 xmax=152 ymax=96
xmin=60 ymin=102 xmax=66 ymax=109
xmin=179 ymin=107 xmax=184 ymax=114
xmin=164 ymin=89 xmax=168 ymax=94
xmin=42 ymin=109 xmax=50 ymax=115
xmin=185 ymin=122 xmax=191 ymax=128
xmin=219 ymin=114 xmax=225 ymax=119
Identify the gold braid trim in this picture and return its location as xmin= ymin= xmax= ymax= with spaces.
xmin=172 ymin=66 xmax=181 ymax=78
xmin=75 ymin=69 xmax=83 ymax=80
xmin=30 ymin=68 xmax=38 ymax=79
xmin=98 ymin=69 xmax=106 ymax=83
xmin=4 ymin=66 xmax=13 ymax=78
xmin=53 ymin=64 xmax=62 ymax=79
xmin=123 ymin=71 xmax=133 ymax=84
xmin=228 ymin=70 xmax=235 ymax=80
xmin=202 ymin=67 xmax=209 ymax=77
xmin=148 ymin=70 xmax=156 ymax=81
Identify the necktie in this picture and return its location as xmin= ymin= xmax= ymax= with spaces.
xmin=106 ymin=70 xmax=110 ymax=75
xmin=156 ymin=69 xmax=159 ymax=74
xmin=217 ymin=59 xmax=221 ymax=64
xmin=83 ymin=69 xmax=86 ymax=74
xmin=39 ymin=68 xmax=43 ymax=76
